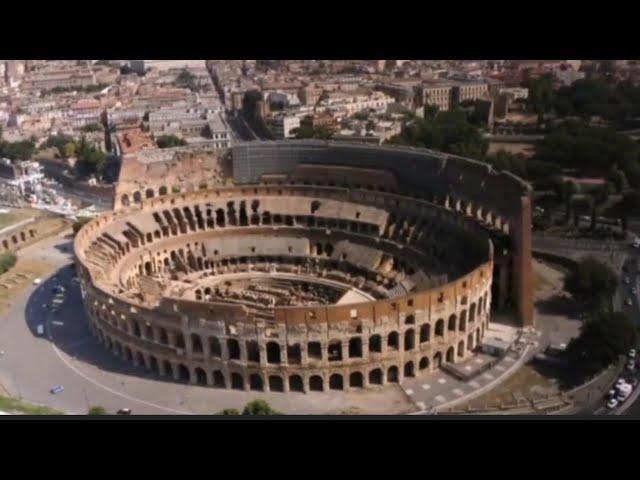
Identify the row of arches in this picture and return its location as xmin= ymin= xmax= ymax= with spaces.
xmin=94 ymin=323 xmax=485 ymax=392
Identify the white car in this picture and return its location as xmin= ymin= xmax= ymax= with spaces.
xmin=32 ymin=278 xmax=41 ymax=285
xmin=627 ymin=298 xmax=633 ymax=307
xmin=627 ymin=361 xmax=636 ymax=371
xmin=607 ymin=398 xmax=619 ymax=409
xmin=629 ymin=349 xmax=637 ymax=359
xmin=616 ymin=378 xmax=628 ymax=388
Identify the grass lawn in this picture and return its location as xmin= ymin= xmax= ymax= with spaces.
xmin=0 ymin=395 xmax=64 ymax=415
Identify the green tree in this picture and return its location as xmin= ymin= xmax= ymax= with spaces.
xmin=566 ymin=311 xmax=636 ymax=379
xmin=63 ymin=142 xmax=76 ymax=159
xmin=156 ymin=135 xmax=187 ymax=149
xmin=242 ymin=399 xmax=278 ymax=415
xmin=564 ymin=257 xmax=618 ymax=312
xmin=0 ymin=251 xmax=17 ymax=275
xmin=88 ymin=406 xmax=108 ymax=415
xmin=524 ymin=74 xmax=555 ymax=122
xmin=218 ymin=408 xmax=240 ymax=415
xmin=609 ymin=165 xmax=630 ymax=193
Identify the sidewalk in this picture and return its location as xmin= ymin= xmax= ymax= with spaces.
xmin=403 ymin=328 xmax=541 ymax=414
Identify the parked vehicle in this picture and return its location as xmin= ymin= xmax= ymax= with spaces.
xmin=626 ymin=360 xmax=635 ymax=371
xmin=50 ymin=385 xmax=64 ymax=394
xmin=629 ymin=349 xmax=637 ymax=359
xmin=32 ymin=278 xmax=41 ymax=285
xmin=36 ymin=324 xmax=44 ymax=336
xmin=117 ymin=408 xmax=132 ymax=415
xmin=607 ymin=398 xmax=619 ymax=409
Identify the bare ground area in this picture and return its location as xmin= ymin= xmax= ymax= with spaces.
xmin=0 ymin=257 xmax=58 ymax=318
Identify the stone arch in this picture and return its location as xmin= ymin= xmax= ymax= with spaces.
xmin=213 ymin=370 xmax=226 ymax=388
xmin=145 ymin=188 xmax=155 ymax=199
xmin=448 ymin=314 xmax=457 ymax=332
xmin=227 ymin=338 xmax=240 ymax=359
xmin=387 ymin=331 xmax=399 ymax=351
xmin=457 ymin=340 xmax=465 ymax=358
xmin=387 ymin=365 xmax=399 ymax=383
xmin=149 ymin=355 xmax=159 ymax=373
xmin=419 ymin=356 xmax=430 ymax=371
xmin=435 ymin=319 xmax=444 ymax=338
xmin=349 ymin=372 xmax=364 ymax=388
xmin=246 ymin=340 xmax=260 ymax=363
xmin=348 ymin=337 xmax=363 ymax=358
xmin=405 ymin=314 xmax=415 ymax=325
xmin=433 ymin=352 xmax=443 ymax=368
xmin=369 ymin=368 xmax=383 ymax=385
xmin=329 ymin=374 xmax=344 ymax=390
xmin=369 ymin=334 xmax=382 ymax=353
xmin=289 ymin=375 xmax=304 ymax=392
xmin=162 ymin=360 xmax=173 ymax=377
xmin=195 ymin=367 xmax=207 ymax=385
xmin=178 ymin=364 xmax=190 ymax=382
xmin=404 ymin=361 xmax=415 ymax=378
xmin=269 ymin=375 xmax=284 ymax=392
xmin=469 ymin=303 xmax=476 ymax=322
xmin=123 ymin=346 xmax=132 ymax=362
xmin=420 ymin=323 xmax=431 ymax=343
xmin=159 ymin=185 xmax=168 ymax=196
xmin=446 ymin=347 xmax=455 ymax=363
xmin=231 ymin=372 xmax=244 ymax=390
xmin=249 ymin=373 xmax=264 ymax=391
xmin=134 ymin=350 xmax=144 ymax=368
xmin=266 ymin=341 xmax=281 ymax=364
xmin=404 ymin=328 xmax=415 ymax=351
xmin=191 ymin=333 xmax=203 ymax=354
xmin=133 ymin=191 xmax=142 ymax=203
xmin=309 ymin=375 xmax=324 ymax=392
xmin=121 ymin=194 xmax=130 ymax=207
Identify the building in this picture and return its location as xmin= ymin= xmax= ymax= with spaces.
xmin=76 ymin=140 xmax=534 ymax=396
xmin=419 ymin=82 xmax=454 ymax=112
xmin=267 ymin=114 xmax=300 ymax=139
xmin=554 ymin=68 xmax=586 ymax=87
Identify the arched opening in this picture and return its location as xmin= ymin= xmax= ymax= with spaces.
xmin=446 ymin=347 xmax=455 ymax=363
xmin=123 ymin=346 xmax=132 ymax=362
xmin=459 ymin=310 xmax=467 ymax=332
xmin=420 ymin=324 xmax=431 ymax=343
xmin=328 ymin=341 xmax=342 ymax=361
xmin=404 ymin=361 xmax=415 ymax=378
xmin=134 ymin=351 xmax=144 ymax=368
xmin=178 ymin=364 xmax=190 ymax=382
xmin=387 ymin=366 xmax=399 ymax=383
xmin=149 ymin=356 xmax=158 ymax=373
xmin=309 ymin=375 xmax=324 ymax=392
xmin=329 ymin=374 xmax=344 ymax=390
xmin=369 ymin=334 xmax=382 ymax=353
xmin=287 ymin=344 xmax=301 ymax=364
xmin=195 ymin=367 xmax=207 ymax=385
xmin=249 ymin=374 xmax=264 ymax=391
xmin=162 ymin=360 xmax=173 ymax=377
xmin=433 ymin=352 xmax=443 ymax=368
xmin=266 ymin=342 xmax=281 ymax=364
xmin=231 ymin=372 xmax=244 ymax=390
xmin=175 ymin=333 xmax=185 ymax=349
xmin=435 ymin=319 xmax=444 ymax=338
xmin=458 ymin=340 xmax=465 ymax=358
xmin=448 ymin=314 xmax=457 ymax=332
xmin=246 ymin=340 xmax=260 ymax=363
xmin=269 ymin=375 xmax=284 ymax=392
xmin=468 ymin=333 xmax=474 ymax=351
xmin=404 ymin=329 xmax=415 ymax=351
xmin=369 ymin=368 xmax=383 ymax=385
xmin=349 ymin=372 xmax=364 ymax=388
xmin=209 ymin=337 xmax=221 ymax=357
xmin=159 ymin=186 xmax=168 ymax=196
xmin=405 ymin=314 xmax=415 ymax=325
xmin=387 ymin=331 xmax=399 ymax=351
xmin=191 ymin=334 xmax=203 ymax=354
xmin=469 ymin=303 xmax=476 ymax=323
xmin=348 ymin=337 xmax=362 ymax=358
xmin=419 ymin=357 xmax=430 ymax=371
xmin=121 ymin=194 xmax=130 ymax=207
xmin=213 ymin=370 xmax=226 ymax=388
xmin=145 ymin=188 xmax=155 ymax=199
xmin=289 ymin=375 xmax=304 ymax=392
xmin=133 ymin=191 xmax=142 ymax=203
xmin=227 ymin=338 xmax=240 ymax=360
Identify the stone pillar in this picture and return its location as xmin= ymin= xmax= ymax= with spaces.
xmin=221 ymin=338 xmax=229 ymax=361
xmin=167 ymin=331 xmax=177 ymax=348
xmin=202 ymin=335 xmax=211 ymax=359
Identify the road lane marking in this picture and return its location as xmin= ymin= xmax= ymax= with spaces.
xmin=50 ymin=341 xmax=190 ymax=415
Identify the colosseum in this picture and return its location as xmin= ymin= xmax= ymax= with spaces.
xmin=74 ymin=140 xmax=533 ymax=394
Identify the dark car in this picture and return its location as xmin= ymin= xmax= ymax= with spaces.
xmin=116 ymin=408 xmax=132 ymax=415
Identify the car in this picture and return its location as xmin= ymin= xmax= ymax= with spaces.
xmin=618 ymin=389 xmax=631 ymax=402
xmin=616 ymin=378 xmax=628 ymax=388
xmin=607 ymin=398 xmax=619 ymax=409
xmin=32 ymin=278 xmax=41 ymax=285
xmin=50 ymin=385 xmax=64 ymax=394
xmin=630 ymin=349 xmax=637 ymax=359
xmin=627 ymin=361 xmax=635 ymax=371
xmin=627 ymin=298 xmax=633 ymax=307
xmin=116 ymin=408 xmax=132 ymax=415
xmin=36 ymin=324 xmax=44 ymax=336
xmin=625 ymin=277 xmax=631 ymax=284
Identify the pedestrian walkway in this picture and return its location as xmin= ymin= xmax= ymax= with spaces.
xmin=403 ymin=328 xmax=541 ymax=414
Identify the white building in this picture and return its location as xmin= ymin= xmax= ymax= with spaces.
xmin=268 ymin=115 xmax=301 ymax=139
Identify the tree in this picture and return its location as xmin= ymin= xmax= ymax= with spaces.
xmin=609 ymin=165 xmax=630 ymax=193
xmin=0 ymin=251 xmax=17 ymax=275
xmin=242 ymin=399 xmax=278 ymax=415
xmin=63 ymin=142 xmax=76 ymax=159
xmin=564 ymin=257 xmax=618 ymax=312
xmin=88 ymin=406 xmax=108 ymax=415
xmin=218 ymin=408 xmax=240 ymax=415
xmin=524 ymin=74 xmax=555 ymax=123
xmin=156 ymin=135 xmax=187 ymax=149
xmin=566 ymin=311 xmax=636 ymax=379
